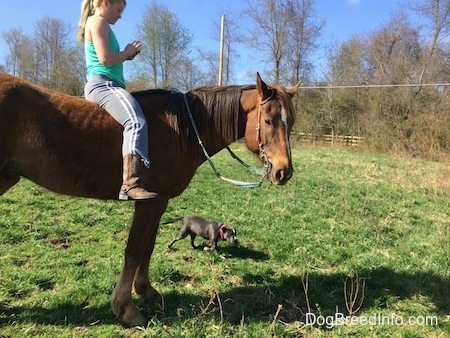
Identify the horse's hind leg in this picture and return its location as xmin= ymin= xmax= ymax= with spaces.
xmin=0 ymin=164 xmax=20 ymax=196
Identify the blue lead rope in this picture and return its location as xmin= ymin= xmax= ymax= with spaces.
xmin=184 ymin=94 xmax=267 ymax=188
xmin=225 ymin=146 xmax=267 ymax=175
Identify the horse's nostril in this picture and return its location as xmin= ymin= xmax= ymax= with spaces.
xmin=274 ymin=167 xmax=293 ymax=184
xmin=275 ymin=169 xmax=285 ymax=182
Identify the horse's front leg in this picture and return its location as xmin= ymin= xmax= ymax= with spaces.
xmin=111 ymin=199 xmax=167 ymax=327
xmin=133 ymin=199 xmax=168 ymax=299
xmin=133 ymin=224 xmax=160 ymax=299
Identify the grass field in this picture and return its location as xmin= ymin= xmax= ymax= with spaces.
xmin=0 ymin=145 xmax=449 ymax=337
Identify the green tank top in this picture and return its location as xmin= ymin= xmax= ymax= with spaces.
xmin=85 ymin=28 xmax=126 ymax=88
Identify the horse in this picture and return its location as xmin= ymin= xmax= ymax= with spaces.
xmin=0 ymin=72 xmax=299 ymax=327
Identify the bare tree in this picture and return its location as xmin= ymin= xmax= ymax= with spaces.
xmin=409 ymin=0 xmax=450 ymax=84
xmin=328 ymin=37 xmax=365 ymax=85
xmin=135 ymin=1 xmax=193 ymax=88
xmin=243 ymin=0 xmax=289 ymax=84
xmin=174 ymin=58 xmax=206 ymax=90
xmin=365 ymin=12 xmax=422 ymax=85
xmin=196 ymin=48 xmax=220 ymax=86
xmin=2 ymin=27 xmax=25 ymax=76
xmin=55 ymin=44 xmax=86 ymax=95
xmin=16 ymin=35 xmax=40 ymax=83
xmin=285 ymin=0 xmax=325 ymax=84
xmin=243 ymin=0 xmax=323 ymax=84
xmin=33 ymin=16 xmax=72 ymax=89
xmin=2 ymin=17 xmax=85 ymax=94
xmin=320 ymin=37 xmax=365 ymax=139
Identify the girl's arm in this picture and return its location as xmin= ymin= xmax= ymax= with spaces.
xmin=89 ymin=16 xmax=139 ymax=65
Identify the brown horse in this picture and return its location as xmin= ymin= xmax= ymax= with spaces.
xmin=0 ymin=72 xmax=299 ymax=326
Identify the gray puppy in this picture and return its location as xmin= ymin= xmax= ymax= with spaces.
xmin=168 ymin=215 xmax=238 ymax=252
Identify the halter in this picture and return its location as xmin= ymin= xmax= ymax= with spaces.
xmin=256 ymin=91 xmax=276 ymax=174
xmin=183 ymin=94 xmax=269 ymax=188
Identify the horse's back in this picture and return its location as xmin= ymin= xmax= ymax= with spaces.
xmin=0 ymin=74 xmax=125 ymax=198
xmin=0 ymin=74 xmax=199 ymax=200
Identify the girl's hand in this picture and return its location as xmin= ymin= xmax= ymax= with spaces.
xmin=126 ymin=49 xmax=140 ymax=60
xmin=125 ymin=40 xmax=141 ymax=60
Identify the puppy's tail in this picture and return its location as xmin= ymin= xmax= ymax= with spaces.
xmin=160 ymin=216 xmax=184 ymax=225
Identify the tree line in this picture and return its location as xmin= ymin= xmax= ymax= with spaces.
xmin=1 ymin=0 xmax=321 ymax=93
xmin=1 ymin=0 xmax=449 ymax=159
xmin=298 ymin=0 xmax=450 ymax=159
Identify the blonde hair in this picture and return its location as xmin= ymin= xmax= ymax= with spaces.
xmin=77 ymin=0 xmax=126 ymax=43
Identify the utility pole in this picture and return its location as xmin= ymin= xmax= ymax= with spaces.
xmin=218 ymin=14 xmax=225 ymax=86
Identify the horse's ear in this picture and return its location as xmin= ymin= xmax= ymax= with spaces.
xmin=286 ymin=81 xmax=301 ymax=98
xmin=256 ymin=72 xmax=272 ymax=100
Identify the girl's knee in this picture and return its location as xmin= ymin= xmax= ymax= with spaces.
xmin=123 ymin=120 xmax=146 ymax=132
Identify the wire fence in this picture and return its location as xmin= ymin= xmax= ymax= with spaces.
xmin=298 ymin=83 xmax=450 ymax=90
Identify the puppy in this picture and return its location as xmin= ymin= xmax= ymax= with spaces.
xmin=168 ymin=215 xmax=238 ymax=252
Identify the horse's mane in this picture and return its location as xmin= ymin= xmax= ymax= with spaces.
xmin=131 ymin=83 xmax=295 ymax=154
xmin=187 ymin=85 xmax=251 ymax=147
xmin=273 ymin=85 xmax=297 ymax=125
xmin=133 ymin=86 xmax=249 ymax=154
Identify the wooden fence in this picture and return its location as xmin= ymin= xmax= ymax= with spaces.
xmin=292 ymin=132 xmax=364 ymax=146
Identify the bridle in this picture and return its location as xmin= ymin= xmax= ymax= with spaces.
xmin=256 ymin=90 xmax=277 ymax=173
xmin=183 ymin=92 xmax=273 ymax=188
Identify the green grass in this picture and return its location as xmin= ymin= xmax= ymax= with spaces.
xmin=0 ymin=145 xmax=449 ymax=337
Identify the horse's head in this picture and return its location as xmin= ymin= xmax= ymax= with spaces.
xmin=243 ymin=73 xmax=299 ymax=185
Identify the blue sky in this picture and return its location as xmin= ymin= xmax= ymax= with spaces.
xmin=0 ymin=0 xmax=405 ymax=83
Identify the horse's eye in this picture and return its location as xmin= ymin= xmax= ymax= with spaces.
xmin=265 ymin=119 xmax=271 ymax=126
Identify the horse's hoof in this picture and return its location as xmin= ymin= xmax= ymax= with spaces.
xmin=133 ymin=284 xmax=160 ymax=299
xmin=111 ymin=299 xmax=148 ymax=328
xmin=122 ymin=310 xmax=148 ymax=328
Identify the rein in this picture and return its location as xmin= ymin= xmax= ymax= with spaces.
xmin=183 ymin=94 xmax=269 ymax=188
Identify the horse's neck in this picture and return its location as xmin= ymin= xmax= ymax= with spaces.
xmin=189 ymin=91 xmax=242 ymax=155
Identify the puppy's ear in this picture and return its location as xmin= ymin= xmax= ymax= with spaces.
xmin=225 ymin=225 xmax=234 ymax=232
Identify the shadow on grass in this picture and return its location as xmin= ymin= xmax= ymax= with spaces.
xmin=1 ymin=267 xmax=448 ymax=328
xmin=0 ymin=300 xmax=117 ymax=327
xmin=167 ymin=244 xmax=270 ymax=261
xmin=218 ymin=245 xmax=270 ymax=261
xmin=151 ymin=267 xmax=449 ymax=325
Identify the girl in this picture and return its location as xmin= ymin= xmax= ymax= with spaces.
xmin=77 ymin=0 xmax=159 ymax=200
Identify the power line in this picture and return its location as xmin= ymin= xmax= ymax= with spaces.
xmin=299 ymin=83 xmax=450 ymax=89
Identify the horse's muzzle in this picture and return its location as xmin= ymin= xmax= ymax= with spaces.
xmin=268 ymin=162 xmax=293 ymax=185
